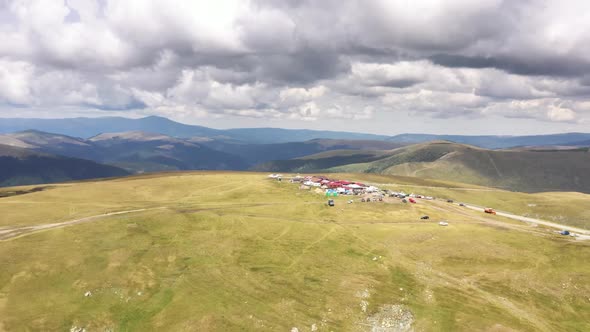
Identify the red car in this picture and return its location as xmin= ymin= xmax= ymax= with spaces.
xmin=409 ymin=198 xmax=416 ymax=203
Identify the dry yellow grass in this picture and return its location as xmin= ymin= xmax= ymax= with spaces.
xmin=0 ymin=172 xmax=589 ymax=331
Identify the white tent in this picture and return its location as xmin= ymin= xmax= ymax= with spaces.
xmin=347 ymin=184 xmax=364 ymax=189
xmin=365 ymin=186 xmax=379 ymax=193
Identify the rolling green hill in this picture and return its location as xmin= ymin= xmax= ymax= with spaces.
xmin=210 ymin=139 xmax=405 ymax=166
xmin=0 ymin=144 xmax=129 ymax=187
xmin=0 ymin=131 xmax=404 ymax=172
xmin=0 ymin=130 xmax=249 ymax=173
xmin=88 ymin=131 xmax=248 ymax=172
xmin=0 ymin=172 xmax=589 ymax=331
xmin=258 ymin=141 xmax=590 ymax=193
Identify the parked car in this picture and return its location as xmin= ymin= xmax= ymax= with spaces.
xmin=328 ymin=199 xmax=335 ymax=207
xmin=459 ymin=203 xmax=465 ymax=207
xmin=484 ymin=208 xmax=496 ymax=215
xmin=409 ymin=198 xmax=416 ymax=203
xmin=420 ymin=215 xmax=430 ymax=220
xmin=447 ymin=199 xmax=454 ymax=203
xmin=439 ymin=221 xmax=449 ymax=226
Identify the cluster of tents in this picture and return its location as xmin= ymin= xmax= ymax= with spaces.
xmin=289 ymin=175 xmax=380 ymax=195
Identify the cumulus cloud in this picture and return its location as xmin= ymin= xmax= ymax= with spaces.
xmin=279 ymin=86 xmax=327 ymax=107
xmin=0 ymin=59 xmax=33 ymax=104
xmin=1 ymin=0 xmax=590 ymax=133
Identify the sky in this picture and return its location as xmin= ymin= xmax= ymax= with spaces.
xmin=1 ymin=0 xmax=590 ymax=135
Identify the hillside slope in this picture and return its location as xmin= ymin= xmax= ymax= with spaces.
xmin=0 ymin=131 xmax=404 ymax=171
xmin=206 ymin=139 xmax=405 ymax=165
xmin=0 ymin=144 xmax=129 ymax=187
xmin=1 ymin=172 xmax=589 ymax=331
xmin=388 ymin=132 xmax=590 ymax=148
xmin=88 ymin=131 xmax=248 ymax=172
xmin=259 ymin=141 xmax=590 ymax=193
xmin=0 ymin=131 xmax=248 ymax=173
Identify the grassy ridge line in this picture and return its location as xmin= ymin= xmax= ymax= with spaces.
xmin=264 ymin=141 xmax=590 ymax=193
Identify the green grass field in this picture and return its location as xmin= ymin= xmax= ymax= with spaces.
xmin=1 ymin=172 xmax=589 ymax=331
xmin=330 ymin=173 xmax=590 ymax=230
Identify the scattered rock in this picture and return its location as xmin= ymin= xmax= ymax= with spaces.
xmin=70 ymin=326 xmax=86 ymax=332
xmin=311 ymin=323 xmax=318 ymax=331
xmin=356 ymin=288 xmax=370 ymax=299
xmin=84 ymin=291 xmax=92 ymax=297
xmin=423 ymin=288 xmax=435 ymax=304
xmin=372 ymin=257 xmax=378 ymax=261
xmin=365 ymin=304 xmax=414 ymax=332
xmin=360 ymin=300 xmax=369 ymax=313
xmin=291 ymin=327 xmax=299 ymax=332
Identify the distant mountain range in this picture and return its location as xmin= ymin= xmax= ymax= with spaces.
xmin=0 ymin=144 xmax=128 ymax=187
xmin=1 ymin=115 xmax=590 ymax=190
xmin=0 ymin=130 xmax=247 ymax=173
xmin=3 ymin=116 xmax=590 ymax=148
xmin=0 ymin=116 xmax=388 ymax=143
xmin=257 ymin=141 xmax=590 ymax=193
xmin=0 ymin=130 xmax=400 ymax=175
xmin=387 ymin=133 xmax=590 ymax=149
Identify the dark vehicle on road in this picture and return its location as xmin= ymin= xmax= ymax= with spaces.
xmin=421 ymin=215 xmax=430 ymax=220
xmin=328 ymin=199 xmax=334 ymax=207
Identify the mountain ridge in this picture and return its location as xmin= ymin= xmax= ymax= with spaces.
xmin=0 ymin=144 xmax=129 ymax=187
xmin=257 ymin=141 xmax=590 ymax=193
xmin=4 ymin=116 xmax=590 ymax=147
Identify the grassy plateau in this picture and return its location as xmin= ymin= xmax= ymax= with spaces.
xmin=0 ymin=172 xmax=589 ymax=331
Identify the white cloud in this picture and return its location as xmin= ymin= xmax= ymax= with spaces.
xmin=483 ymin=98 xmax=581 ymax=123
xmin=288 ymin=101 xmax=321 ymax=121
xmin=547 ymin=105 xmax=576 ymax=122
xmin=0 ymin=59 xmax=33 ymax=104
xmin=1 ymin=0 xmax=590 ymax=133
xmin=279 ymin=85 xmax=327 ymax=107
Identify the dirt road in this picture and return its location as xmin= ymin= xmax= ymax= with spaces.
xmin=0 ymin=202 xmax=324 ymax=241
xmin=0 ymin=207 xmax=164 ymax=241
xmin=460 ymin=203 xmax=590 ymax=235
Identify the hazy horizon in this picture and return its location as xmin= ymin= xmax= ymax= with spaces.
xmin=2 ymin=114 xmax=589 ymax=137
xmin=1 ymin=1 xmax=590 ymax=136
